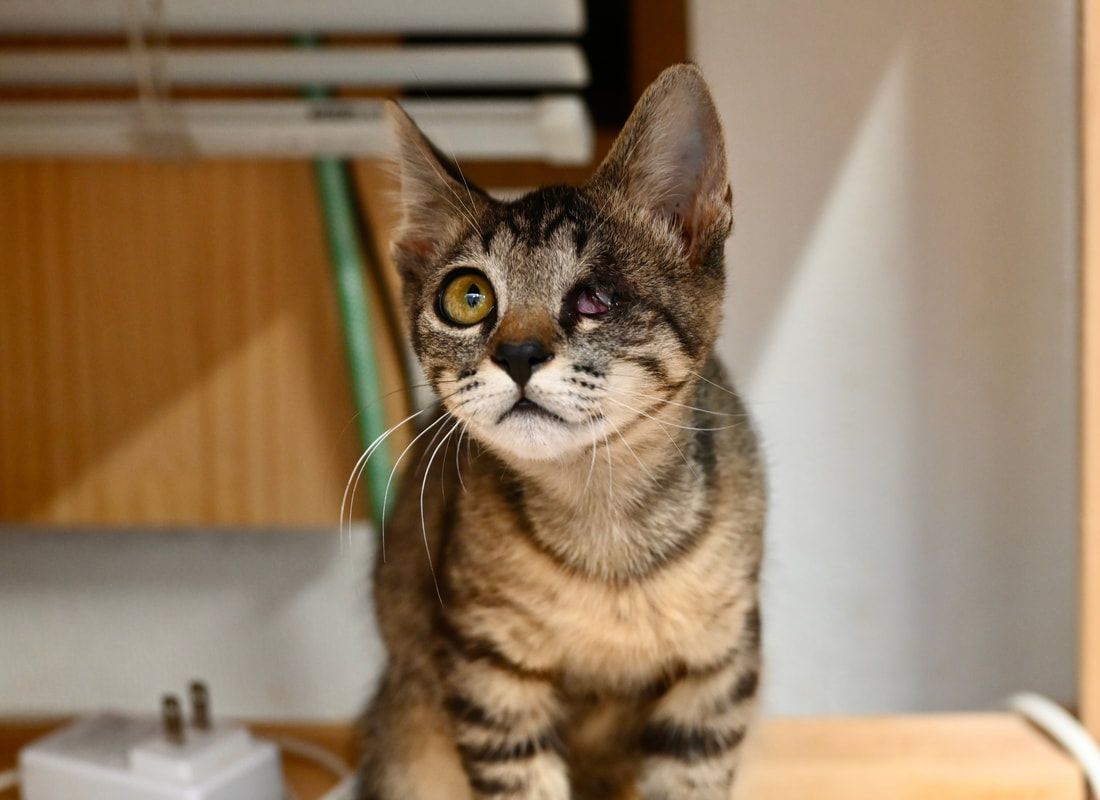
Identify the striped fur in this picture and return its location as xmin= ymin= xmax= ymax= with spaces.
xmin=356 ymin=65 xmax=765 ymax=800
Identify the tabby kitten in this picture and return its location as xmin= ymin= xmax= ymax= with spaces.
xmin=356 ymin=64 xmax=765 ymax=800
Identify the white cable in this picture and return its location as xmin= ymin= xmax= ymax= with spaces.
xmin=0 ymin=768 xmax=19 ymax=792
xmin=272 ymin=734 xmax=353 ymax=781
xmin=1007 ymin=692 xmax=1100 ymax=796
xmin=316 ymin=776 xmax=357 ymax=800
xmin=272 ymin=733 xmax=355 ymax=800
xmin=274 ymin=738 xmax=349 ymax=799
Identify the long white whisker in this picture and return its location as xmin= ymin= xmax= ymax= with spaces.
xmin=334 ymin=379 xmax=457 ymax=455
xmin=609 ymin=419 xmax=659 ymax=485
xmin=412 ymin=411 xmax=455 ymax=495
xmin=378 ymin=412 xmax=453 ymax=561
xmin=440 ymin=423 xmax=455 ymax=501
xmin=455 ymin=412 xmax=477 ymax=494
xmin=563 ymin=418 xmax=603 ymax=528
xmin=602 ymin=383 xmax=747 ymax=418
xmin=604 ymin=396 xmax=741 ymax=432
xmin=341 ymin=379 xmax=469 ymax=545
xmin=341 ymin=405 xmax=430 ymax=555
xmin=419 ymin=417 xmax=463 ymax=605
xmin=688 ymin=369 xmax=741 ymax=398
xmin=466 ymin=418 xmax=477 ymax=468
xmin=583 ymin=420 xmax=599 ymax=498
xmin=344 ymin=384 xmax=469 ymax=556
xmin=374 ymin=387 xmax=497 ymax=559
xmin=602 ymin=399 xmax=696 ymax=476
xmin=604 ymin=429 xmax=614 ymax=503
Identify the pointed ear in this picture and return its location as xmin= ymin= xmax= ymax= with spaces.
xmin=385 ymin=101 xmax=488 ymax=279
xmin=589 ymin=64 xmax=732 ymax=263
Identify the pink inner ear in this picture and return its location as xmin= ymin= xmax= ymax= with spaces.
xmin=588 ymin=65 xmax=730 ymax=261
xmin=621 ymin=106 xmax=725 ymax=256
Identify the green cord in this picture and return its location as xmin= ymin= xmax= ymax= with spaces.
xmin=312 ymin=158 xmax=394 ymax=530
xmin=298 ymin=36 xmax=392 ymax=530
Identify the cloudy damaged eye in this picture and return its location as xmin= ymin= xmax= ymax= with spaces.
xmin=438 ymin=269 xmax=496 ymax=327
xmin=575 ymin=286 xmax=613 ymax=317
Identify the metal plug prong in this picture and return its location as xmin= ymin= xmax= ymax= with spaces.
xmin=189 ymin=680 xmax=211 ymax=731
xmin=161 ymin=695 xmax=184 ymax=745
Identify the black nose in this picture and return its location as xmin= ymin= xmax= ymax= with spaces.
xmin=492 ymin=340 xmax=553 ymax=387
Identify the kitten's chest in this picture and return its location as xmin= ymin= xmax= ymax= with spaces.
xmin=480 ymin=518 xmax=749 ymax=689
xmin=545 ymin=577 xmax=722 ymax=683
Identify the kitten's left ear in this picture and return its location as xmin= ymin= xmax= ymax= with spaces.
xmin=385 ymin=101 xmax=489 ymax=280
xmin=589 ymin=63 xmax=732 ymax=263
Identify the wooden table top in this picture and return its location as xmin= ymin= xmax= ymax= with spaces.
xmin=0 ymin=713 xmax=1083 ymax=800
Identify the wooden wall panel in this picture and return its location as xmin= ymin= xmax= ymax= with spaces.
xmin=1082 ymin=0 xmax=1100 ymax=735
xmin=0 ymin=159 xmax=409 ymax=527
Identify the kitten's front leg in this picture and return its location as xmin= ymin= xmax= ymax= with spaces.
xmin=635 ymin=648 xmax=760 ymax=800
xmin=439 ymin=621 xmax=569 ymax=799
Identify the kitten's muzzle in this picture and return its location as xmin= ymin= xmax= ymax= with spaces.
xmin=491 ymin=339 xmax=553 ymax=387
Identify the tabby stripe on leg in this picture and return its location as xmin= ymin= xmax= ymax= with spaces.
xmin=708 ymin=668 xmax=760 ymax=716
xmin=744 ymin=605 xmax=762 ymax=648
xmin=468 ymin=775 xmax=524 ymax=796
xmin=682 ymin=644 xmax=738 ymax=680
xmin=435 ymin=612 xmax=554 ymax=681
xmin=458 ymin=729 xmax=562 ymax=763
xmin=729 ymin=670 xmax=759 ymax=704
xmin=681 ymin=603 xmax=761 ymax=680
xmin=444 ymin=694 xmax=513 ymax=732
xmin=639 ymin=722 xmax=746 ymax=763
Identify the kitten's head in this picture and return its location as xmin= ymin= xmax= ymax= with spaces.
xmin=387 ymin=64 xmax=732 ymax=462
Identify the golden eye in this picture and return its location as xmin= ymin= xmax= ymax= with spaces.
xmin=438 ymin=270 xmax=496 ymax=327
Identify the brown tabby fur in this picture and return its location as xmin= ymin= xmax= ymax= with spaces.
xmin=355 ymin=64 xmax=765 ymax=800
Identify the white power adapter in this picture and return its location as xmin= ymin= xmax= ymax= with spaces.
xmin=18 ymin=682 xmax=284 ymax=800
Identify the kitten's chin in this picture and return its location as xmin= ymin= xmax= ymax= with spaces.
xmin=475 ymin=415 xmax=590 ymax=463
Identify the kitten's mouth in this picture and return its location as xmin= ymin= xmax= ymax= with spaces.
xmin=498 ymin=398 xmax=566 ymax=425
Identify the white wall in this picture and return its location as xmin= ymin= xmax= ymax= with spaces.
xmin=693 ymin=0 xmax=1079 ymax=713
xmin=0 ymin=0 xmax=1079 ymax=720
xmin=0 ymin=528 xmax=382 ymax=719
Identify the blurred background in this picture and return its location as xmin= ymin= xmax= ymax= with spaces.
xmin=0 ymin=0 xmax=1079 ymax=723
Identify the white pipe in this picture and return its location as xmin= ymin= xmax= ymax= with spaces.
xmin=0 ymin=0 xmax=585 ymax=35
xmin=1007 ymin=693 xmax=1100 ymax=796
xmin=0 ymin=45 xmax=589 ymax=89
xmin=0 ymin=97 xmax=594 ymax=164
xmin=316 ymin=776 xmax=355 ymax=800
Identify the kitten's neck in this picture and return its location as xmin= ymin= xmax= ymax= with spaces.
xmin=490 ymin=383 xmax=714 ymax=581
xmin=510 ymin=408 xmax=696 ymax=511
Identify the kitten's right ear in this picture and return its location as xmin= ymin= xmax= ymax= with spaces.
xmin=588 ymin=64 xmax=731 ymax=265
xmin=385 ymin=101 xmax=488 ymax=279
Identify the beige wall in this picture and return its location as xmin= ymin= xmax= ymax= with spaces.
xmin=694 ymin=0 xmax=1078 ymax=713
